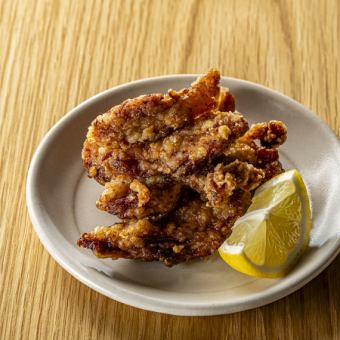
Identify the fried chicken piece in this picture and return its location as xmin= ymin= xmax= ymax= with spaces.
xmin=83 ymin=71 xmax=235 ymax=184
xmin=92 ymin=70 xmax=222 ymax=143
xmin=166 ymin=122 xmax=286 ymax=210
xmin=86 ymin=111 xmax=248 ymax=183
xmin=185 ymin=160 xmax=265 ymax=210
xmin=224 ymin=120 xmax=287 ymax=180
xmin=78 ymin=190 xmax=251 ymax=266
xmin=96 ymin=175 xmax=182 ymax=219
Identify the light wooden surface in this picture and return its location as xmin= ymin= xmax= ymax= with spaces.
xmin=1 ymin=0 xmax=339 ymax=339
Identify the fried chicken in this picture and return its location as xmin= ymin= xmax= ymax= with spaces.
xmin=80 ymin=148 xmax=280 ymax=266
xmin=184 ymin=160 xmax=265 ymax=211
xmin=78 ymin=70 xmax=288 ymax=266
xmin=224 ymin=120 xmax=287 ymax=180
xmin=78 ymin=190 xmax=251 ymax=266
xmin=91 ymin=69 xmax=221 ymax=144
xmin=83 ymin=70 xmax=235 ymax=184
xmin=83 ymin=110 xmax=247 ymax=184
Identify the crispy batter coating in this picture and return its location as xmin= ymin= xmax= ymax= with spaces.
xmin=84 ymin=110 xmax=246 ymax=184
xmin=78 ymin=190 xmax=251 ymax=266
xmin=80 ymin=122 xmax=287 ymax=265
xmin=83 ymin=70 xmax=235 ymax=184
xmin=89 ymin=120 xmax=286 ymax=245
xmin=92 ymin=69 xmax=221 ymax=144
xmin=224 ymin=120 xmax=286 ymax=180
xmin=78 ymin=71 xmax=288 ymax=266
xmin=238 ymin=120 xmax=287 ymax=147
xmin=185 ymin=160 xmax=265 ymax=211
xmin=94 ymin=121 xmax=287 ymax=220
xmin=96 ymin=175 xmax=182 ymax=220
xmin=139 ymin=111 xmax=248 ymax=178
xmin=96 ymin=158 xmax=267 ymax=222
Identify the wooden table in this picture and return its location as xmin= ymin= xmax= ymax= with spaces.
xmin=1 ymin=1 xmax=339 ymax=339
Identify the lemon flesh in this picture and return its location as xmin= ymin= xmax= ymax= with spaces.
xmin=219 ymin=169 xmax=311 ymax=278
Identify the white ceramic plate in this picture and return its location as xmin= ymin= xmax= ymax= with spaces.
xmin=26 ymin=75 xmax=340 ymax=316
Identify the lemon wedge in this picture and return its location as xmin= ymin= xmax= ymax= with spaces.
xmin=219 ymin=169 xmax=311 ymax=278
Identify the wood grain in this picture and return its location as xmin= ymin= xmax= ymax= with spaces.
xmin=0 ymin=0 xmax=339 ymax=339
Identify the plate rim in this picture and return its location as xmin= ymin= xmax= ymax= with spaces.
xmin=26 ymin=74 xmax=340 ymax=316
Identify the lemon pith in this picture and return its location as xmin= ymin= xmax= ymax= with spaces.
xmin=219 ymin=169 xmax=311 ymax=278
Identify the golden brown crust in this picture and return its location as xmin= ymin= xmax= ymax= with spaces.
xmin=78 ymin=191 xmax=250 ymax=266
xmin=140 ymin=111 xmax=248 ymax=178
xmin=90 ymin=70 xmax=221 ymax=145
xmin=224 ymin=121 xmax=286 ymax=180
xmin=185 ymin=160 xmax=265 ymax=211
xmin=83 ymin=70 xmax=222 ymax=169
xmin=78 ymin=71 xmax=288 ymax=266
xmin=96 ymin=176 xmax=182 ymax=219
xmin=238 ymin=120 xmax=287 ymax=147
xmin=82 ymin=71 xmax=236 ymax=185
xmin=83 ymin=110 xmax=247 ymax=184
